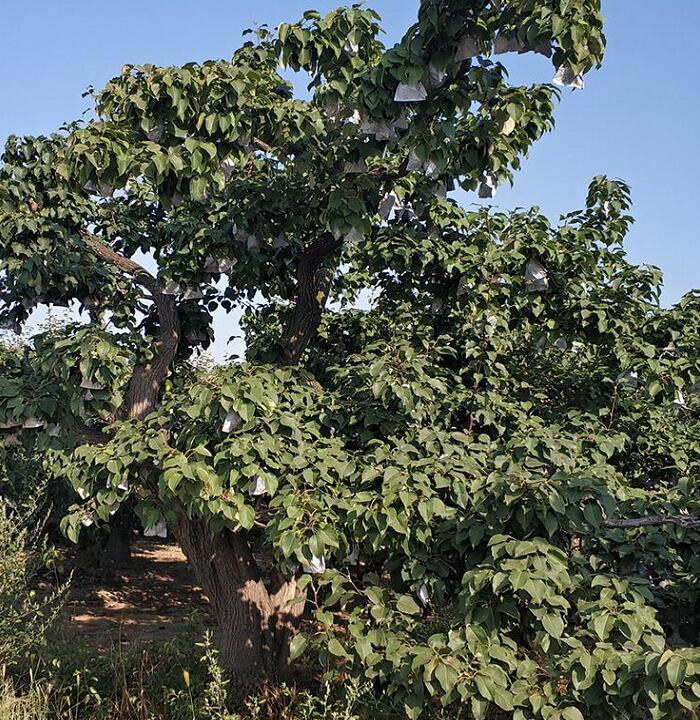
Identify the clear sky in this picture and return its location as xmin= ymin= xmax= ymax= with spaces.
xmin=1 ymin=1 xmax=698 ymax=355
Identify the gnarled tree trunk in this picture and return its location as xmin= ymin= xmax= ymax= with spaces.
xmin=82 ymin=231 xmax=325 ymax=683
xmin=173 ymin=514 xmax=305 ymax=684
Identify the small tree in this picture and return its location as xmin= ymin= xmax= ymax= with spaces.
xmin=1 ymin=2 xmax=699 ymax=716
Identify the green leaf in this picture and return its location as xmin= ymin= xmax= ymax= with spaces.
xmin=164 ymin=468 xmax=182 ymax=492
xmin=592 ymin=613 xmax=611 ymax=641
xmin=397 ymin=595 xmax=421 ymax=616
xmin=542 ymin=613 xmax=565 ymax=639
xmin=189 ymin=176 xmax=208 ymax=201
xmin=471 ymin=696 xmax=489 ymax=720
xmin=289 ymin=634 xmax=308 ymax=661
xmin=665 ymin=656 xmax=687 ymax=688
xmin=435 ymin=662 xmax=459 ymax=694
xmin=648 ymin=380 xmax=663 ymax=398
xmin=561 ymin=708 xmax=584 ymax=720
xmin=492 ymin=689 xmax=514 ymax=712
xmin=403 ymin=695 xmax=424 ymax=720
xmin=583 ymin=503 xmax=602 ymax=528
xmin=237 ymin=504 xmax=255 ymax=530
xmin=328 ymin=638 xmax=347 ymax=657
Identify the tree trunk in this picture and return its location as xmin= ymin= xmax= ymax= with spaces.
xmin=173 ymin=515 xmax=305 ymax=684
xmin=101 ymin=503 xmax=135 ymax=568
xmin=281 ymin=236 xmax=341 ymax=364
xmin=101 ymin=519 xmax=132 ymax=568
xmin=77 ymin=506 xmax=133 ymax=570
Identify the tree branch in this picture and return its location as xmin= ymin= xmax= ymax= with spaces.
xmin=252 ymin=137 xmax=274 ymax=154
xmin=603 ymin=515 xmax=700 ymax=530
xmin=252 ymin=136 xmax=293 ymax=167
xmin=281 ymin=233 xmax=343 ymax=364
xmin=83 ymin=235 xmax=180 ymax=420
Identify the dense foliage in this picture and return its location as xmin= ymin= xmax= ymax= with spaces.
xmin=0 ymin=1 xmax=698 ymax=718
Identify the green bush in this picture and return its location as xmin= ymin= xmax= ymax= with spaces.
xmin=0 ymin=501 xmax=68 ymax=672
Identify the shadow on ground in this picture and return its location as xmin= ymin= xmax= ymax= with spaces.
xmin=60 ymin=538 xmax=212 ymax=647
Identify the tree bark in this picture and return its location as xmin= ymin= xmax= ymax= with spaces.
xmin=603 ymin=514 xmax=700 ymax=530
xmin=173 ymin=515 xmax=305 ymax=684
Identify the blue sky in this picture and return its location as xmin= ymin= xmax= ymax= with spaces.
xmin=1 ymin=1 xmax=698 ymax=355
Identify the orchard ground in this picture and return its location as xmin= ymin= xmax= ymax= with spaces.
xmin=59 ymin=537 xmax=210 ymax=649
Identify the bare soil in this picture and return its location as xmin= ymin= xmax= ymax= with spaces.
xmin=60 ymin=538 xmax=212 ymax=648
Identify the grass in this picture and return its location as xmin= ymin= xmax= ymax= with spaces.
xmin=1 ymin=631 xmax=418 ymax=720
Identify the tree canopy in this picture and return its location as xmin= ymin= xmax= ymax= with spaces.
xmin=1 ymin=2 xmax=699 ymax=718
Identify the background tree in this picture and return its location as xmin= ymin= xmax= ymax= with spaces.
xmin=1 ymin=329 xmax=132 ymax=567
xmin=1 ymin=1 xmax=699 ymax=717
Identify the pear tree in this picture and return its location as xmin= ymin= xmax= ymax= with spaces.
xmin=1 ymin=2 xmax=700 ymax=717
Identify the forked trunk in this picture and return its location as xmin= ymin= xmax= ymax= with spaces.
xmin=173 ymin=514 xmax=305 ymax=684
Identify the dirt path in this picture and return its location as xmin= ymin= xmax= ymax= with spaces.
xmin=62 ymin=538 xmax=212 ymax=648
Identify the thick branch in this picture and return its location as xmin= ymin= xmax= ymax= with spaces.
xmin=253 ymin=137 xmax=274 ymax=154
xmin=252 ymin=136 xmax=293 ymax=168
xmin=84 ymin=235 xmax=180 ymax=420
xmin=604 ymin=515 xmax=700 ymax=530
xmin=281 ymin=233 xmax=343 ymax=364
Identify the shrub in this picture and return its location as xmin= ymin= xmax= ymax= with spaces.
xmin=0 ymin=501 xmax=68 ymax=672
